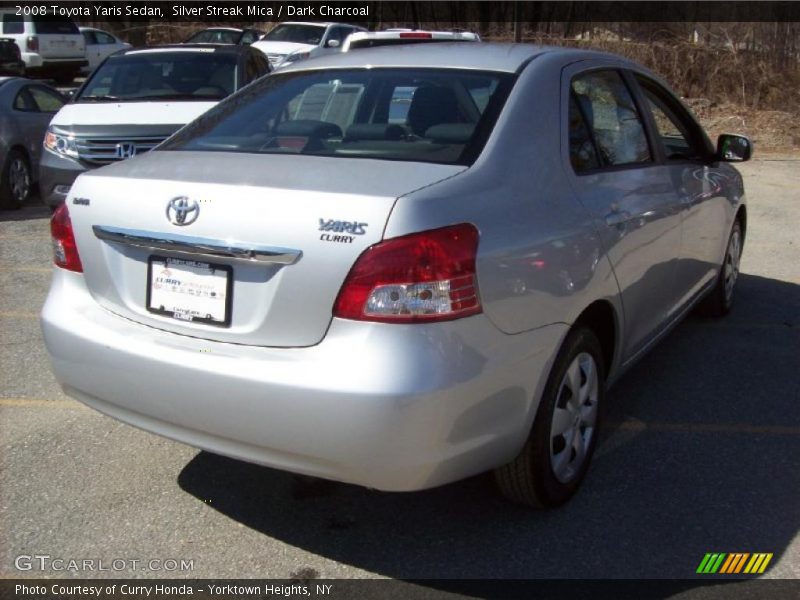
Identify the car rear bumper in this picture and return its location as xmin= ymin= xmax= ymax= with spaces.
xmin=41 ymin=268 xmax=565 ymax=491
xmin=21 ymin=54 xmax=87 ymax=72
xmin=39 ymin=150 xmax=86 ymax=207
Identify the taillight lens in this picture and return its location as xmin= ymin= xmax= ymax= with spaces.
xmin=50 ymin=203 xmax=83 ymax=272
xmin=333 ymin=223 xmax=481 ymax=323
xmin=26 ymin=36 xmax=38 ymax=52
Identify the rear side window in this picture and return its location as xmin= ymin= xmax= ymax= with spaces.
xmin=32 ymin=17 xmax=79 ymax=35
xmin=2 ymin=14 xmax=24 ymax=34
xmin=95 ymin=31 xmax=116 ymax=45
xmin=569 ymin=94 xmax=600 ymax=172
xmin=571 ymin=70 xmax=651 ymax=167
xmin=29 ymin=86 xmax=64 ymax=112
xmin=162 ymin=68 xmax=513 ymax=166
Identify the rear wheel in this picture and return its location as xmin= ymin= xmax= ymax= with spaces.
xmin=696 ymin=220 xmax=742 ymax=317
xmin=495 ymin=327 xmax=605 ymax=508
xmin=0 ymin=149 xmax=31 ymax=210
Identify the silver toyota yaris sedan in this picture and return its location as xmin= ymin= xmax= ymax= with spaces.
xmin=41 ymin=44 xmax=751 ymax=508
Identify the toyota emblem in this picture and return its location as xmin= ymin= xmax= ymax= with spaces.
xmin=166 ymin=196 xmax=199 ymax=226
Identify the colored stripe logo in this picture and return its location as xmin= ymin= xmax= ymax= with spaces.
xmin=697 ymin=553 xmax=773 ymax=574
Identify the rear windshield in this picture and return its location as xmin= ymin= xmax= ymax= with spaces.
xmin=32 ymin=17 xmax=79 ymax=35
xmin=262 ymin=24 xmax=326 ymax=45
xmin=186 ymin=29 xmax=241 ymax=44
xmin=76 ymin=51 xmax=238 ymax=102
xmin=161 ymin=68 xmax=513 ymax=166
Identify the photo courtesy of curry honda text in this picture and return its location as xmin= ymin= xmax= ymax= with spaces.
xmin=41 ymin=44 xmax=751 ymax=508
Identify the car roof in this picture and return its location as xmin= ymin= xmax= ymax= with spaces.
xmin=281 ymin=42 xmax=604 ymax=74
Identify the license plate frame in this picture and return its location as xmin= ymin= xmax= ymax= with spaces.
xmin=146 ymin=255 xmax=233 ymax=327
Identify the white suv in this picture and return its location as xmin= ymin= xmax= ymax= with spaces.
xmin=0 ymin=10 xmax=86 ymax=84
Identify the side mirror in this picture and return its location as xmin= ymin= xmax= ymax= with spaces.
xmin=716 ymin=134 xmax=752 ymax=162
xmin=326 ymin=39 xmax=340 ymax=48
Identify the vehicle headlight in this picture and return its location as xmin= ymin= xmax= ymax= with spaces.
xmin=44 ymin=128 xmax=79 ymax=159
xmin=280 ymin=51 xmax=310 ymax=65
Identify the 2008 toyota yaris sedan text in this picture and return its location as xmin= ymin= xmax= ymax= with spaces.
xmin=41 ymin=44 xmax=751 ymax=507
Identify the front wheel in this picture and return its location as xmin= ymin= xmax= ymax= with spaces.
xmin=495 ymin=327 xmax=605 ymax=508
xmin=696 ymin=220 xmax=742 ymax=317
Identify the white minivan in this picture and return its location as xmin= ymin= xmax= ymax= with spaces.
xmin=0 ymin=10 xmax=86 ymax=84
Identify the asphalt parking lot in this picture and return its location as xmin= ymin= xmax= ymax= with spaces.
xmin=0 ymin=157 xmax=798 ymax=582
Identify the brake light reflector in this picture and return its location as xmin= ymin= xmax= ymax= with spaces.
xmin=399 ymin=32 xmax=434 ymax=39
xmin=333 ymin=224 xmax=481 ymax=323
xmin=26 ymin=36 xmax=38 ymax=52
xmin=51 ymin=203 xmax=83 ymax=272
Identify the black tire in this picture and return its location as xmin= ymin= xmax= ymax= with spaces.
xmin=0 ymin=149 xmax=31 ymax=210
xmin=695 ymin=220 xmax=743 ymax=318
xmin=495 ymin=326 xmax=606 ymax=508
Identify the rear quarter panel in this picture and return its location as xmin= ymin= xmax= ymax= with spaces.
xmin=385 ymin=52 xmax=623 ymax=338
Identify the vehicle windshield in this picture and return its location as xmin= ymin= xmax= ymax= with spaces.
xmin=186 ymin=29 xmax=241 ymax=44
xmin=32 ymin=16 xmax=79 ymax=35
xmin=161 ymin=68 xmax=513 ymax=166
xmin=262 ymin=24 xmax=326 ymax=45
xmin=76 ymin=51 xmax=238 ymax=102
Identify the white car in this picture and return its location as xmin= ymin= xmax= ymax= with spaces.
xmin=79 ymin=27 xmax=131 ymax=74
xmin=0 ymin=10 xmax=86 ymax=84
xmin=252 ymin=21 xmax=365 ymax=68
xmin=343 ymin=29 xmax=481 ymax=52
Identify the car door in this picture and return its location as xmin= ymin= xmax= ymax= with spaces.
xmin=631 ymin=73 xmax=729 ymax=308
xmin=14 ymin=84 xmax=64 ymax=167
xmin=563 ymin=64 xmax=685 ymax=362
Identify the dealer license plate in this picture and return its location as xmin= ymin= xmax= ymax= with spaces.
xmin=147 ymin=256 xmax=232 ymax=326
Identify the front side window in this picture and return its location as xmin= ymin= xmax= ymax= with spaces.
xmin=162 ymin=68 xmax=513 ymax=166
xmin=636 ymin=75 xmax=709 ymax=161
xmin=571 ymin=70 xmax=651 ymax=167
xmin=76 ymin=52 xmax=238 ymax=102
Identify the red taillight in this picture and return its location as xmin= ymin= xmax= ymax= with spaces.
xmin=333 ymin=223 xmax=481 ymax=323
xmin=399 ymin=32 xmax=433 ymax=39
xmin=26 ymin=36 xmax=38 ymax=52
xmin=50 ymin=203 xmax=83 ymax=272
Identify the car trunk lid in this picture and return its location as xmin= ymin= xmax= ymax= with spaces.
xmin=66 ymin=151 xmax=466 ymax=347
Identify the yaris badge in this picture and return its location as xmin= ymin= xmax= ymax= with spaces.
xmin=166 ymin=197 xmax=199 ymax=226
